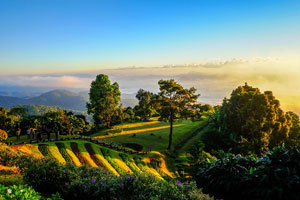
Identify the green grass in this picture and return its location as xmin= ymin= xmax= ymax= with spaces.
xmin=92 ymin=118 xmax=204 ymax=152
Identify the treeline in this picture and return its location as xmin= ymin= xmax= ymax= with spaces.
xmin=0 ymin=106 xmax=90 ymax=139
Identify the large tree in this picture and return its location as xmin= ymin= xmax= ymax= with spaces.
xmin=87 ymin=74 xmax=121 ymax=128
xmin=219 ymin=83 xmax=291 ymax=154
xmin=156 ymin=79 xmax=200 ymax=150
xmin=135 ymin=89 xmax=154 ymax=121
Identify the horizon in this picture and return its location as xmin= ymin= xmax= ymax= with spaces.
xmin=0 ymin=0 xmax=300 ymax=113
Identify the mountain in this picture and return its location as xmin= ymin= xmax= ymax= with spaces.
xmin=0 ymin=89 xmax=138 ymax=111
xmin=0 ymin=89 xmax=87 ymax=111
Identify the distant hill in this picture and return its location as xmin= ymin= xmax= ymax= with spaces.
xmin=0 ymin=89 xmax=87 ymax=111
xmin=0 ymin=89 xmax=138 ymax=111
xmin=10 ymin=104 xmax=92 ymax=121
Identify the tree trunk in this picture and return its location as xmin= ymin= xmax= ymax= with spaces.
xmin=167 ymin=119 xmax=173 ymax=150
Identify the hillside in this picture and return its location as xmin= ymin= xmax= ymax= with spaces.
xmin=0 ymin=89 xmax=87 ymax=111
xmin=0 ymin=89 xmax=138 ymax=111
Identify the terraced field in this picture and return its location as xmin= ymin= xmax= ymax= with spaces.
xmin=33 ymin=140 xmax=173 ymax=179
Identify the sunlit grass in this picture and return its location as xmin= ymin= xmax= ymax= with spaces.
xmin=64 ymin=142 xmax=82 ymax=166
xmin=95 ymin=119 xmax=204 ymax=152
xmin=47 ymin=144 xmax=66 ymax=164
xmin=77 ymin=142 xmax=98 ymax=168
xmin=94 ymin=124 xmax=182 ymax=139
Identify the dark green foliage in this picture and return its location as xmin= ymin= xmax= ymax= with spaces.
xmin=20 ymin=155 xmax=212 ymax=200
xmin=208 ymin=83 xmax=293 ymax=155
xmin=87 ymin=74 xmax=121 ymax=128
xmin=195 ymin=146 xmax=300 ymax=200
xmin=22 ymin=158 xmax=76 ymax=196
xmin=135 ymin=89 xmax=154 ymax=121
xmin=55 ymin=143 xmax=74 ymax=164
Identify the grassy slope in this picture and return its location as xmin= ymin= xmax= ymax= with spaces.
xmin=92 ymin=118 xmax=203 ymax=152
xmin=31 ymin=140 xmax=165 ymax=179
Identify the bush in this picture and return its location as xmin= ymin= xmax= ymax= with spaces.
xmin=0 ymin=130 xmax=8 ymax=142
xmin=22 ymin=158 xmax=76 ymax=196
xmin=195 ymin=146 xmax=300 ymax=200
xmin=0 ymin=184 xmax=62 ymax=200
xmin=22 ymin=158 xmax=212 ymax=200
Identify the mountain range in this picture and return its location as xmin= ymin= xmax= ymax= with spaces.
xmin=0 ymin=89 xmax=138 ymax=111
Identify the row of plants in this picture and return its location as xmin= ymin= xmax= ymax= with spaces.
xmin=38 ymin=144 xmax=53 ymax=159
xmin=195 ymin=145 xmax=300 ymax=200
xmin=70 ymin=142 xmax=91 ymax=167
xmin=119 ymin=153 xmax=143 ymax=175
xmin=84 ymin=143 xmax=105 ymax=168
xmin=100 ymin=148 xmax=128 ymax=174
xmin=55 ymin=143 xmax=74 ymax=164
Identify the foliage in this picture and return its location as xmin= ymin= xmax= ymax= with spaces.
xmin=0 ymin=184 xmax=41 ymax=200
xmin=135 ymin=89 xmax=154 ymax=121
xmin=155 ymin=79 xmax=200 ymax=149
xmin=209 ymin=83 xmax=292 ymax=154
xmin=195 ymin=145 xmax=300 ymax=200
xmin=0 ymin=184 xmax=63 ymax=200
xmin=87 ymin=74 xmax=121 ymax=128
xmin=0 ymin=129 xmax=8 ymax=142
xmin=21 ymin=156 xmax=211 ymax=200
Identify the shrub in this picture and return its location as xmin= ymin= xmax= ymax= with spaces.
xmin=195 ymin=146 xmax=300 ymax=200
xmin=0 ymin=184 xmax=63 ymax=200
xmin=22 ymin=157 xmax=212 ymax=200
xmin=22 ymin=158 xmax=76 ymax=196
xmin=0 ymin=129 xmax=8 ymax=142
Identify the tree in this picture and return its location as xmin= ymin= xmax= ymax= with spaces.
xmin=135 ymin=89 xmax=154 ymax=121
xmin=156 ymin=79 xmax=200 ymax=150
xmin=87 ymin=74 xmax=121 ymax=128
xmin=8 ymin=107 xmax=28 ymax=117
xmin=219 ymin=83 xmax=291 ymax=154
xmin=285 ymin=111 xmax=300 ymax=148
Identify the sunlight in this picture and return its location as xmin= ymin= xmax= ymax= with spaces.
xmin=94 ymin=124 xmax=183 ymax=139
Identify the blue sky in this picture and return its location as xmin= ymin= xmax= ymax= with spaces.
xmin=0 ymin=0 xmax=300 ymax=74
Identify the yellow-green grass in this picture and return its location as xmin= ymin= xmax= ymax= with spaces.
xmin=76 ymin=142 xmax=98 ymax=168
xmin=93 ymin=119 xmax=203 ymax=152
xmin=64 ymin=142 xmax=82 ymax=166
xmin=47 ymin=143 xmax=66 ymax=164
xmin=109 ymin=151 xmax=132 ymax=173
xmin=92 ymin=145 xmax=119 ymax=175
xmin=32 ymin=140 xmax=173 ymax=179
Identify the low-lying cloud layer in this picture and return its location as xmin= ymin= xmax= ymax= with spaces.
xmin=1 ymin=58 xmax=300 ymax=114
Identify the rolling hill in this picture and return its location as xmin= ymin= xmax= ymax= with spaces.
xmin=0 ymin=89 xmax=138 ymax=111
xmin=0 ymin=89 xmax=87 ymax=111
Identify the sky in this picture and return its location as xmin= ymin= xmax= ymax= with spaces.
xmin=0 ymin=0 xmax=300 ymax=113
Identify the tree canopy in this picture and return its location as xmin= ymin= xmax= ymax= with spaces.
xmin=87 ymin=74 xmax=121 ymax=128
xmin=218 ymin=83 xmax=291 ymax=154
xmin=155 ymin=79 xmax=200 ymax=149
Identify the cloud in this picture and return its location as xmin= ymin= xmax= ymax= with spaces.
xmin=1 ymin=57 xmax=300 ymax=114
